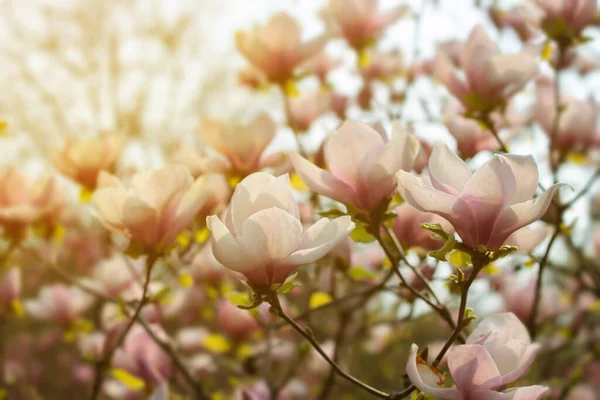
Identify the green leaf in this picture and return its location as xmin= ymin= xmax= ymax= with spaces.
xmin=318 ymin=208 xmax=347 ymax=218
xmin=449 ymin=250 xmax=472 ymax=268
xmin=429 ymin=234 xmax=456 ymax=262
xmin=350 ymin=224 xmax=376 ymax=243
xmin=348 ymin=266 xmax=376 ymax=281
xmin=309 ymin=292 xmax=333 ymax=309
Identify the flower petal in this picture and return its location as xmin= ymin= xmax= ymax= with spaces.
xmin=460 ymin=155 xmax=517 ymax=246
xmin=121 ymin=197 xmax=160 ymax=247
xmin=406 ymin=344 xmax=461 ymax=400
xmin=290 ymin=152 xmax=356 ymax=205
xmin=487 ymin=184 xmax=565 ymax=249
xmin=467 ymin=313 xmax=531 ymax=346
xmin=237 ymin=208 xmax=303 ymax=265
xmin=206 ymin=216 xmax=265 ymax=283
xmin=480 ymin=386 xmax=548 ymax=400
xmin=428 ymin=143 xmax=472 ymax=195
xmin=447 ymin=345 xmax=503 ymax=394
xmin=229 ymin=172 xmax=298 ymax=235
xmin=502 ymin=155 xmax=539 ymax=205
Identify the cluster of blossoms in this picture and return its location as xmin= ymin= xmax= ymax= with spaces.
xmin=0 ymin=0 xmax=599 ymax=399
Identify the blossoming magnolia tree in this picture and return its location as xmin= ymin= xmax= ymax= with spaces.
xmin=0 ymin=0 xmax=599 ymax=399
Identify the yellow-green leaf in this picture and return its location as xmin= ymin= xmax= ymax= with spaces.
xmin=111 ymin=368 xmax=145 ymax=391
xmin=350 ymin=224 xmax=376 ymax=243
xmin=309 ymin=292 xmax=333 ymax=309
xmin=449 ymin=250 xmax=472 ymax=268
xmin=348 ymin=266 xmax=376 ymax=281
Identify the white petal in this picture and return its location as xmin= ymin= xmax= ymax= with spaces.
xmin=406 ymin=344 xmax=461 ymax=400
xmin=502 ymin=154 xmax=539 ymax=205
xmin=428 ymin=143 xmax=471 ymax=195
xmin=480 ymin=386 xmax=548 ymax=400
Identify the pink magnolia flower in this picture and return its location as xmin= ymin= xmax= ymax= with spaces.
xmin=434 ymin=25 xmax=538 ymax=112
xmin=24 ymin=284 xmax=94 ymax=325
xmin=53 ymin=134 xmax=122 ymax=190
xmin=199 ymin=113 xmax=283 ymax=177
xmin=408 ymin=313 xmax=547 ymax=400
xmin=360 ymin=49 xmax=405 ymax=82
xmin=235 ymin=12 xmax=327 ymax=84
xmin=443 ymin=102 xmax=501 ymax=159
xmin=113 ymin=324 xmax=172 ymax=386
xmin=492 ymin=3 xmax=544 ymax=42
xmin=287 ymin=90 xmax=331 ymax=133
xmin=534 ymin=77 xmax=599 ymax=152
xmin=207 ymin=172 xmax=354 ymax=290
xmin=397 ymin=143 xmax=564 ymax=250
xmin=534 ymin=0 xmax=597 ymax=37
xmin=0 ymin=168 xmax=65 ymax=236
xmin=322 ymin=0 xmax=408 ymax=50
xmin=84 ymin=255 xmax=144 ymax=299
xmin=392 ymin=203 xmax=453 ymax=251
xmin=92 ymin=165 xmax=211 ymax=249
xmin=300 ymin=52 xmax=340 ymax=83
xmin=0 ymin=268 xmax=21 ymax=307
xmin=291 ymin=120 xmax=420 ymax=211
xmin=216 ymin=300 xmax=260 ymax=340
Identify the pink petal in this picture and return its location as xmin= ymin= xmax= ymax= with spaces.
xmin=447 ymin=345 xmax=503 ymax=394
xmin=428 ymin=143 xmax=472 ymax=195
xmin=480 ymin=386 xmax=548 ymax=400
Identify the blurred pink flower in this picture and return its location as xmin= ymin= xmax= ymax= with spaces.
xmin=397 ymin=143 xmax=564 ymax=250
xmin=300 ymin=52 xmax=340 ymax=83
xmin=434 ymin=25 xmax=538 ymax=112
xmin=53 ymin=134 xmax=122 ymax=190
xmin=236 ymin=12 xmax=327 ymax=83
xmin=360 ymin=49 xmax=405 ymax=82
xmin=443 ymin=102 xmax=501 ymax=159
xmin=287 ymin=90 xmax=331 ymax=133
xmin=217 ymin=300 xmax=260 ymax=340
xmin=113 ymin=324 xmax=172 ymax=386
xmin=207 ymin=173 xmax=354 ymax=290
xmin=24 ymin=284 xmax=94 ymax=325
xmin=534 ymin=0 xmax=597 ymax=37
xmin=0 ymin=168 xmax=65 ymax=237
xmin=92 ymin=166 xmax=211 ymax=249
xmin=322 ymin=0 xmax=408 ymax=49
xmin=392 ymin=203 xmax=453 ymax=251
xmin=534 ymin=77 xmax=599 ymax=153
xmin=0 ymin=268 xmax=21 ymax=307
xmin=407 ymin=313 xmax=547 ymax=399
xmin=199 ymin=113 xmax=282 ymax=177
xmin=292 ymin=120 xmax=420 ymax=211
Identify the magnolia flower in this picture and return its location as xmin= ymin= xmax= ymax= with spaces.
xmin=360 ymin=49 xmax=405 ymax=82
xmin=534 ymin=77 xmax=599 ymax=152
xmin=113 ymin=324 xmax=172 ymax=386
xmin=292 ymin=120 xmax=420 ymax=211
xmin=322 ymin=0 xmax=408 ymax=49
xmin=300 ymin=52 xmax=340 ymax=83
xmin=492 ymin=3 xmax=544 ymax=42
xmin=408 ymin=313 xmax=547 ymax=399
xmin=199 ymin=113 xmax=283 ymax=177
xmin=84 ymin=255 xmax=144 ymax=299
xmin=0 ymin=268 xmax=21 ymax=307
xmin=207 ymin=172 xmax=354 ymax=289
xmin=235 ymin=12 xmax=327 ymax=83
xmin=534 ymin=0 xmax=597 ymax=37
xmin=443 ymin=102 xmax=501 ymax=158
xmin=53 ymin=134 xmax=122 ymax=190
xmin=92 ymin=165 xmax=211 ymax=249
xmin=287 ymin=89 xmax=331 ymax=133
xmin=392 ymin=203 xmax=453 ymax=251
xmin=397 ymin=143 xmax=564 ymax=250
xmin=434 ymin=25 xmax=538 ymax=112
xmin=217 ymin=300 xmax=260 ymax=340
xmin=24 ymin=284 xmax=94 ymax=325
xmin=0 ymin=168 xmax=65 ymax=235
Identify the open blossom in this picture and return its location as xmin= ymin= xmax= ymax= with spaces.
xmin=322 ymin=0 xmax=408 ymax=49
xmin=300 ymin=52 xmax=340 ymax=83
xmin=287 ymin=90 xmax=331 ymax=133
xmin=199 ymin=113 xmax=284 ymax=177
xmin=392 ymin=203 xmax=453 ymax=251
xmin=360 ymin=49 xmax=405 ymax=82
xmin=408 ymin=313 xmax=547 ymax=400
xmin=207 ymin=172 xmax=354 ymax=289
xmin=235 ymin=12 xmax=327 ymax=83
xmin=92 ymin=166 xmax=211 ymax=249
xmin=24 ymin=284 xmax=94 ymax=325
xmin=534 ymin=77 xmax=599 ymax=152
xmin=0 ymin=168 xmax=65 ymax=235
xmin=397 ymin=143 xmax=564 ymax=250
xmin=443 ymin=102 xmax=501 ymax=158
xmin=291 ymin=120 xmax=420 ymax=211
xmin=434 ymin=25 xmax=538 ymax=112
xmin=53 ymin=134 xmax=122 ymax=190
xmin=84 ymin=255 xmax=144 ymax=299
xmin=534 ymin=0 xmax=597 ymax=38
